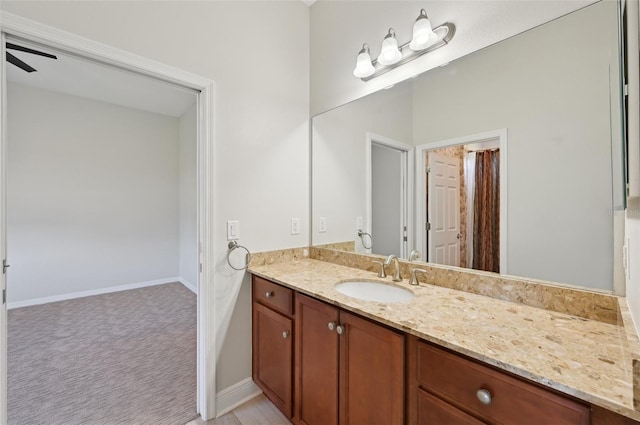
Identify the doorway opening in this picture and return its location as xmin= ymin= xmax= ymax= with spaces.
xmin=416 ymin=129 xmax=507 ymax=274
xmin=0 ymin=19 xmax=215 ymax=423
xmin=366 ymin=133 xmax=413 ymax=258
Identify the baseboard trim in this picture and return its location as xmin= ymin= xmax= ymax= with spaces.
xmin=215 ymin=378 xmax=261 ymax=418
xmin=7 ymin=277 xmax=182 ymax=309
xmin=178 ymin=277 xmax=198 ymax=295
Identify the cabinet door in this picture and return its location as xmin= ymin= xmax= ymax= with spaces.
xmin=253 ymin=302 xmax=293 ymax=418
xmin=295 ymin=293 xmax=339 ymax=425
xmin=339 ymin=311 xmax=404 ymax=425
xmin=418 ymin=389 xmax=486 ymax=425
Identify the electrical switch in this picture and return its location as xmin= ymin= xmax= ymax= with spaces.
xmin=227 ymin=220 xmax=240 ymax=241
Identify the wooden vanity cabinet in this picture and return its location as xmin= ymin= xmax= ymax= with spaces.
xmin=253 ymin=275 xmax=636 ymax=425
xmin=407 ymin=335 xmax=591 ymax=425
xmin=252 ymin=276 xmax=294 ymax=418
xmin=295 ymin=293 xmax=405 ymax=425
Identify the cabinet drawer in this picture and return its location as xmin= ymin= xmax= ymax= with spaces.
xmin=418 ymin=388 xmax=485 ymax=425
xmin=417 ymin=342 xmax=589 ymax=425
xmin=253 ymin=276 xmax=293 ymax=316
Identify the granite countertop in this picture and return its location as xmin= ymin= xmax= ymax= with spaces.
xmin=248 ymin=258 xmax=638 ymax=421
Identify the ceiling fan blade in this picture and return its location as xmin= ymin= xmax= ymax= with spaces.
xmin=6 ymin=42 xmax=57 ymax=60
xmin=6 ymin=52 xmax=37 ymax=73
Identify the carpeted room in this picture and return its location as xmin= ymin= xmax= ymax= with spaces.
xmin=5 ymin=54 xmax=199 ymax=425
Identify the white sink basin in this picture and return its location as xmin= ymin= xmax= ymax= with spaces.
xmin=334 ymin=280 xmax=414 ymax=303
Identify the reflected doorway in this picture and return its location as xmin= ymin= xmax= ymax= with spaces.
xmin=367 ymin=134 xmax=413 ymax=258
xmin=416 ymin=129 xmax=507 ymax=274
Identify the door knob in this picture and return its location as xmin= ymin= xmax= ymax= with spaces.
xmin=282 ymin=331 xmax=290 ymax=339
xmin=336 ymin=325 xmax=345 ymax=335
xmin=265 ymin=291 xmax=274 ymax=298
xmin=328 ymin=322 xmax=336 ymax=331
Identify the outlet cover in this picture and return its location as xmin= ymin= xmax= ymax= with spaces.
xmin=291 ymin=218 xmax=300 ymax=235
xmin=319 ymin=217 xmax=327 ymax=233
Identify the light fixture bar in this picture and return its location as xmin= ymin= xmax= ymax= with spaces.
xmin=359 ymin=23 xmax=455 ymax=82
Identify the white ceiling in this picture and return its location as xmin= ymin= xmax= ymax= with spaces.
xmin=6 ymin=38 xmax=197 ymax=118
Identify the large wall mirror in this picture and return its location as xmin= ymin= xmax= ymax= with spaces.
xmin=311 ymin=0 xmax=626 ymax=292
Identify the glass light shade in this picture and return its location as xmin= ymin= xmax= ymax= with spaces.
xmin=410 ymin=10 xmax=438 ymax=51
xmin=353 ymin=45 xmax=375 ymax=78
xmin=377 ymin=29 xmax=402 ymax=65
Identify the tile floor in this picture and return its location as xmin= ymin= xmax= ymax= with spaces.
xmin=188 ymin=394 xmax=291 ymax=425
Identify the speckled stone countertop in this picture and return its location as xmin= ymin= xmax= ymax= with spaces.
xmin=248 ymin=258 xmax=639 ymax=421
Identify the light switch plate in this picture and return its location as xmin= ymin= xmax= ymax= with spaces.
xmin=227 ymin=220 xmax=240 ymax=241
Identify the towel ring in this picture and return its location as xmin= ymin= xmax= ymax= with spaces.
xmin=227 ymin=240 xmax=251 ymax=271
xmin=357 ymin=230 xmax=373 ymax=250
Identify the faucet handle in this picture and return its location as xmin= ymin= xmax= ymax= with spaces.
xmin=409 ymin=249 xmax=421 ymax=262
xmin=409 ymin=268 xmax=428 ymax=286
xmin=372 ymin=260 xmax=386 ymax=278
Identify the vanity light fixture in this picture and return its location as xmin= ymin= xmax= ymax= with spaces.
xmin=377 ymin=29 xmax=402 ymax=65
xmin=410 ymin=9 xmax=438 ymax=51
xmin=353 ymin=44 xmax=376 ymax=78
xmin=353 ymin=8 xmax=455 ymax=82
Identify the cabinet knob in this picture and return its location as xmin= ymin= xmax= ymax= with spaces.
xmin=265 ymin=291 xmax=274 ymax=298
xmin=476 ymin=388 xmax=492 ymax=405
xmin=328 ymin=322 xmax=336 ymax=331
xmin=336 ymin=325 xmax=345 ymax=335
xmin=282 ymin=331 xmax=289 ymax=339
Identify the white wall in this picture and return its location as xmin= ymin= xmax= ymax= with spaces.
xmin=626 ymin=0 xmax=640 ymax=335
xmin=312 ymin=83 xmax=412 ymax=251
xmin=410 ymin=1 xmax=618 ymax=290
xmin=310 ymin=0 xmax=596 ymax=115
xmin=627 ymin=199 xmax=640 ymax=331
xmin=0 ymin=0 xmax=310 ymax=394
xmin=179 ymin=103 xmax=198 ymax=292
xmin=7 ymin=82 xmax=180 ymax=303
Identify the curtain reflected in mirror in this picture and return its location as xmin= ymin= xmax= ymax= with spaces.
xmin=472 ymin=149 xmax=500 ymax=273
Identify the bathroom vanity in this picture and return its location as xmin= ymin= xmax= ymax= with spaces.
xmin=249 ymin=255 xmax=640 ymax=425
xmin=253 ymin=275 xmax=403 ymax=424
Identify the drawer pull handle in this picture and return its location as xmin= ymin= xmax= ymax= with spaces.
xmin=336 ymin=325 xmax=345 ymax=335
xmin=265 ymin=291 xmax=274 ymax=299
xmin=282 ymin=331 xmax=289 ymax=339
xmin=476 ymin=389 xmax=492 ymax=405
xmin=328 ymin=322 xmax=336 ymax=331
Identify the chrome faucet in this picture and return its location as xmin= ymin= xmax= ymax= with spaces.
xmin=384 ymin=255 xmax=402 ymax=282
xmin=408 ymin=249 xmax=421 ymax=262
xmin=409 ymin=268 xmax=428 ymax=286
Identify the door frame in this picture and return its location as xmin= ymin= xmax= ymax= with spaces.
xmin=365 ymin=132 xmax=413 ymax=258
xmin=0 ymin=31 xmax=7 ymax=425
xmin=415 ymin=129 xmax=508 ymax=274
xmin=0 ymin=13 xmax=217 ymax=420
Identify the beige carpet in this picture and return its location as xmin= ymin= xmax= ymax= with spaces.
xmin=8 ymin=282 xmax=198 ymax=425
